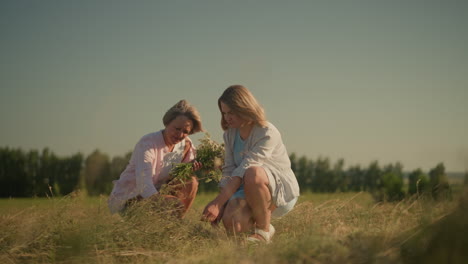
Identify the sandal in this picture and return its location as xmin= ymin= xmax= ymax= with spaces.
xmin=246 ymin=224 xmax=275 ymax=244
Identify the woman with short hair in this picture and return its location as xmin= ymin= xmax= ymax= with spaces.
xmin=108 ymin=99 xmax=203 ymax=217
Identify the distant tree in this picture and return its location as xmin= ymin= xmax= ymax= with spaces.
xmin=429 ymin=163 xmax=451 ymax=200
xmin=373 ymin=172 xmax=405 ymax=202
xmin=372 ymin=163 xmax=405 ymax=202
xmin=296 ymin=155 xmax=313 ymax=192
xmin=464 ymin=171 xmax=468 ymax=186
xmin=407 ymin=168 xmax=430 ymax=196
xmin=383 ymin=162 xmax=404 ymax=176
xmin=0 ymin=148 xmax=5 ymax=195
xmin=348 ymin=165 xmax=364 ymax=191
xmin=332 ymin=158 xmax=346 ymax=192
xmin=364 ymin=161 xmax=382 ymax=192
xmin=0 ymin=148 xmax=32 ymax=197
xmin=84 ymin=150 xmax=111 ymax=196
xmin=36 ymin=148 xmax=59 ymax=196
xmin=18 ymin=148 xmax=33 ymax=196
xmin=55 ymin=153 xmax=83 ymax=196
xmin=0 ymin=147 xmax=85 ymax=197
xmin=26 ymin=150 xmax=40 ymax=196
xmin=313 ymin=157 xmax=331 ymax=192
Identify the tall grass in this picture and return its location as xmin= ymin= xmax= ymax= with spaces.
xmin=0 ymin=190 xmax=466 ymax=263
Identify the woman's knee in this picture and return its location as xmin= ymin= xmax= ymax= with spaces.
xmin=244 ymin=166 xmax=268 ymax=186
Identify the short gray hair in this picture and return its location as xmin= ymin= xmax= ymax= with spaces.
xmin=163 ymin=100 xmax=203 ymax=134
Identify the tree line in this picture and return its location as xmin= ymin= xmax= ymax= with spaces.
xmin=0 ymin=147 xmax=124 ymax=197
xmin=290 ymin=154 xmax=457 ymax=201
xmin=1 ymin=147 xmax=466 ymax=200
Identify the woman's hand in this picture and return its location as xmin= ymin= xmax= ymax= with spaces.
xmin=211 ymin=201 xmax=225 ymax=227
xmin=202 ymin=199 xmax=223 ymax=223
xmin=192 ymin=161 xmax=202 ymax=171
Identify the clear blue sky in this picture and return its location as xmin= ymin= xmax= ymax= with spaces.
xmin=1 ymin=0 xmax=467 ymax=172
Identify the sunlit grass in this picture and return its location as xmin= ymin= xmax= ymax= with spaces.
xmin=0 ymin=190 xmax=466 ymax=263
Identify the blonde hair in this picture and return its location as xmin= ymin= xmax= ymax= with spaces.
xmin=163 ymin=99 xmax=203 ymax=134
xmin=218 ymin=85 xmax=267 ymax=130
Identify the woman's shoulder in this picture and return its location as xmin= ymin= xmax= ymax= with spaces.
xmin=138 ymin=130 xmax=164 ymax=146
xmin=185 ymin=135 xmax=193 ymax=143
xmin=184 ymin=137 xmax=193 ymax=150
xmin=253 ymin=122 xmax=280 ymax=136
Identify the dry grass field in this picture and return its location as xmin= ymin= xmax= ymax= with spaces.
xmin=1 ymin=189 xmax=467 ymax=263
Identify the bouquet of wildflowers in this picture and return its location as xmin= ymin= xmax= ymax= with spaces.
xmin=169 ymin=134 xmax=224 ymax=183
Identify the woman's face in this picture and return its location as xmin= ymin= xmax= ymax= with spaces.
xmin=164 ymin=115 xmax=193 ymax=146
xmin=220 ymin=102 xmax=245 ymax=129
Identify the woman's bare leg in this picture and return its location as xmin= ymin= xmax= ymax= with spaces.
xmin=243 ymin=166 xmax=273 ymax=232
xmin=168 ymin=176 xmax=199 ymax=217
xmin=222 ymin=198 xmax=254 ymax=234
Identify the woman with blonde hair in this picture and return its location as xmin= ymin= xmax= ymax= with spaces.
xmin=108 ymin=99 xmax=203 ymax=217
xmin=202 ymin=85 xmax=300 ymax=243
